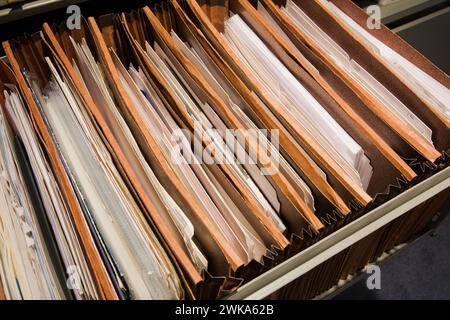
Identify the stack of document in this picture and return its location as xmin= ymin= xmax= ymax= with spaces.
xmin=223 ymin=13 xmax=373 ymax=191
xmin=0 ymin=0 xmax=448 ymax=300
xmin=40 ymin=61 xmax=183 ymax=300
xmin=322 ymin=0 xmax=450 ymax=122
xmin=0 ymin=99 xmax=65 ymax=300
xmin=280 ymin=0 xmax=434 ymax=146
xmin=1 ymin=84 xmax=98 ymax=299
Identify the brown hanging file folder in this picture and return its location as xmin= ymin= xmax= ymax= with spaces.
xmin=231 ymin=0 xmax=417 ymax=184
xmin=195 ymin=0 xmax=418 ymax=197
xmin=91 ymin=12 xmax=289 ymax=288
xmin=3 ymin=40 xmax=118 ymax=300
xmin=323 ymin=0 xmax=450 ymax=131
xmin=185 ymin=0 xmax=370 ymax=209
xmin=267 ymin=0 xmax=448 ymax=161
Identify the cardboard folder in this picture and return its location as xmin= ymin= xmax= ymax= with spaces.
xmin=43 ymin=14 xmax=285 ymax=297
xmin=184 ymin=0 xmax=371 ymax=210
xmin=165 ymin=0 xmax=349 ymax=220
xmin=181 ymin=0 xmax=423 ymax=204
xmin=2 ymin=40 xmax=118 ymax=300
xmin=128 ymin=6 xmax=326 ymax=237
xmin=267 ymin=0 xmax=449 ymax=160
xmin=231 ymin=0 xmax=417 ymax=183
